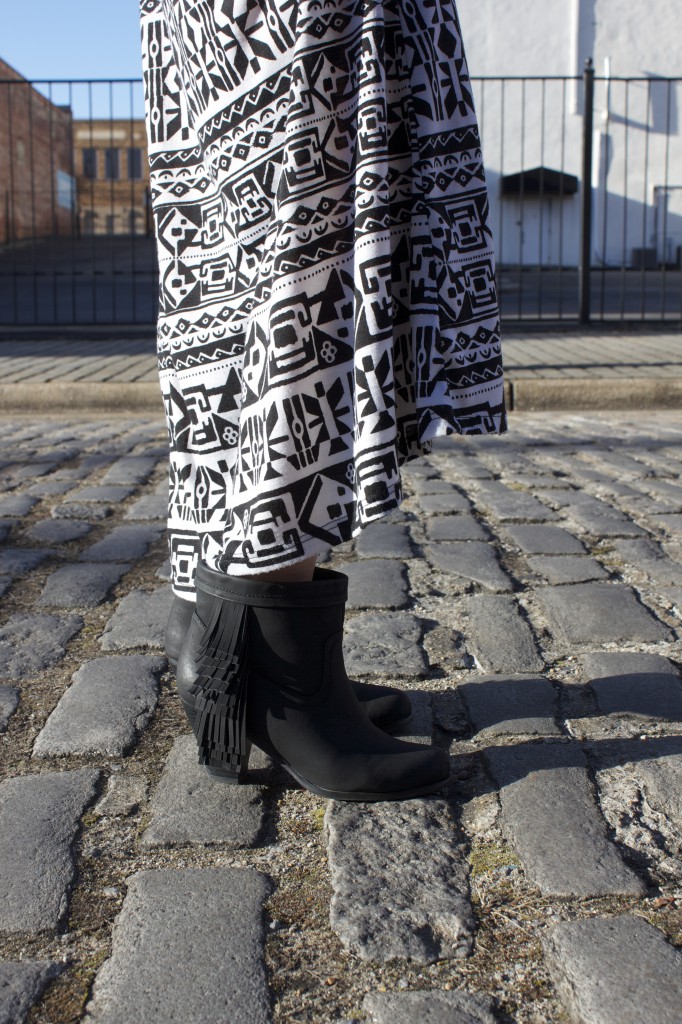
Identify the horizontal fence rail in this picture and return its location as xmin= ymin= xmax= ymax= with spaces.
xmin=0 ymin=70 xmax=681 ymax=326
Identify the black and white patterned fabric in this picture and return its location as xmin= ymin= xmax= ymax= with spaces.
xmin=139 ymin=0 xmax=506 ymax=596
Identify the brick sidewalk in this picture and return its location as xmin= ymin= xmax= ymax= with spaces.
xmin=0 ymin=411 xmax=681 ymax=1023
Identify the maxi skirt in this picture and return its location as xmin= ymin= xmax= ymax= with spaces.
xmin=139 ymin=0 xmax=506 ymax=596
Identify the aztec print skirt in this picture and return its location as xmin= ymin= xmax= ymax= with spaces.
xmin=139 ymin=0 xmax=506 ymax=596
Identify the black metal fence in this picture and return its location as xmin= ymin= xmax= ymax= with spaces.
xmin=1 ymin=67 xmax=681 ymax=326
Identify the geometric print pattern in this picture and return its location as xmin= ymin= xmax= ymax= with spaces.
xmin=139 ymin=0 xmax=506 ymax=596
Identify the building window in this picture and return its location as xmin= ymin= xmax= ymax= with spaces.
xmin=104 ymin=148 xmax=120 ymax=180
xmin=106 ymin=214 xmax=116 ymax=234
xmin=83 ymin=148 xmax=97 ymax=179
xmin=127 ymin=147 xmax=142 ymax=180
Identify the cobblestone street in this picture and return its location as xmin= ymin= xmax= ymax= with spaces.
xmin=0 ymin=410 xmax=681 ymax=1024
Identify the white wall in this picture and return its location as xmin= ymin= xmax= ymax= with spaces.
xmin=455 ymin=0 xmax=682 ymax=266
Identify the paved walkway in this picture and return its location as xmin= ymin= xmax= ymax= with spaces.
xmin=0 ymin=410 xmax=681 ymax=1023
xmin=0 ymin=330 xmax=680 ymax=412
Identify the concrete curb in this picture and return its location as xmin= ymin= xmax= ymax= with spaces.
xmin=0 ymin=382 xmax=164 ymax=414
xmin=0 ymin=377 xmax=681 ymax=414
xmin=510 ymin=377 xmax=682 ymax=412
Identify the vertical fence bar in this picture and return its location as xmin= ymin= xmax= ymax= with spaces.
xmin=48 ymin=80 xmax=57 ymax=324
xmin=640 ymin=77 xmax=652 ymax=319
xmin=619 ymin=81 xmax=630 ymax=321
xmin=599 ymin=75 xmax=611 ymax=322
xmin=660 ymin=79 xmax=672 ymax=319
xmin=558 ymin=77 xmax=567 ymax=319
xmin=6 ymin=81 xmax=18 ymax=322
xmin=537 ymin=78 xmax=546 ymax=318
xmin=517 ymin=79 xmax=526 ymax=318
xmin=68 ymin=80 xmax=77 ymax=324
xmin=579 ymin=58 xmax=595 ymax=324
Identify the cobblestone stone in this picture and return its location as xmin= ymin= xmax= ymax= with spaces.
xmin=343 ymin=612 xmax=427 ymax=677
xmin=0 ymin=961 xmax=62 ymax=1024
xmin=83 ymin=868 xmax=271 ymax=1024
xmin=458 ymin=674 xmax=560 ymax=738
xmin=26 ymin=519 xmax=92 ymax=544
xmin=363 ymin=990 xmax=496 ymax=1024
xmin=142 ymin=735 xmax=267 ymax=848
xmin=0 ymin=495 xmax=39 ymax=516
xmin=78 ymin=524 xmax=164 ymax=562
xmin=579 ymin=652 xmax=682 ymax=722
xmin=426 ymin=515 xmax=490 ymax=542
xmin=526 ymin=554 xmax=608 ymax=584
xmin=460 ymin=595 xmax=543 ymax=673
xmin=427 ymin=541 xmax=512 ymax=591
xmin=504 ymin=524 xmax=586 ymax=555
xmin=38 ymin=563 xmax=131 ymax=609
xmin=535 ymin=583 xmax=672 ymax=645
xmin=418 ymin=491 xmax=471 ymax=514
xmin=52 ymin=502 xmax=113 ymax=520
xmin=0 ymin=613 xmax=83 ymax=679
xmin=473 ymin=483 xmax=558 ymax=522
xmin=94 ymin=773 xmax=149 ymax=818
xmin=100 ymin=587 xmax=174 ymax=651
xmin=485 ymin=743 xmax=645 ymax=897
xmin=33 ymin=656 xmax=163 ymax=756
xmin=123 ymin=493 xmax=168 ymax=520
xmin=355 ymin=523 xmax=414 ymax=559
xmin=100 ymin=456 xmax=158 ymax=486
xmin=345 ymin=560 xmax=409 ymax=609
xmin=0 ymin=686 xmax=19 ymax=731
xmin=543 ymin=915 xmax=682 ymax=1024
xmin=326 ymin=797 xmax=474 ymax=963
xmin=71 ymin=486 xmax=134 ymax=503
xmin=0 ymin=768 xmax=100 ymax=932
xmin=0 ymin=548 xmax=53 ymax=578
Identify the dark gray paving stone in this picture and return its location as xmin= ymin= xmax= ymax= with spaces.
xmin=461 ymin=595 xmax=543 ymax=674
xmin=535 ymin=583 xmax=672 ymax=645
xmin=0 ymin=577 xmax=10 ymax=597
xmin=543 ymin=915 xmax=682 ymax=1024
xmin=38 ymin=563 xmax=131 ymax=609
xmin=418 ymin=491 xmax=471 ymax=513
xmin=0 ymin=686 xmax=19 ymax=732
xmin=0 ymin=495 xmax=39 ymax=516
xmin=458 ymin=674 xmax=560 ymax=738
xmin=26 ymin=519 xmax=92 ymax=544
xmin=83 ymin=868 xmax=271 ymax=1024
xmin=0 ymin=767 xmax=100 ymax=932
xmin=526 ymin=555 xmax=608 ymax=584
xmin=589 ymin=736 xmax=682 ymax=834
xmin=363 ymin=990 xmax=496 ymax=1024
xmin=355 ymin=523 xmax=414 ymax=559
xmin=413 ymin=479 xmax=467 ymax=497
xmin=0 ymin=613 xmax=83 ymax=680
xmin=124 ymin=493 xmax=167 ymax=520
xmin=473 ymin=483 xmax=558 ymax=522
xmin=79 ymin=525 xmax=164 ymax=563
xmin=649 ymin=512 xmax=682 ymax=535
xmin=427 ymin=542 xmax=512 ymax=591
xmin=27 ymin=479 xmax=74 ymax=497
xmin=504 ymin=524 xmax=586 ymax=555
xmin=0 ymin=961 xmax=62 ymax=1024
xmin=565 ymin=506 xmax=646 ymax=537
xmin=52 ymin=502 xmax=113 ymax=521
xmin=345 ymin=559 xmax=409 ymax=610
xmin=0 ymin=548 xmax=53 ymax=578
xmin=100 ymin=587 xmax=174 ymax=651
xmin=33 ymin=656 xmax=163 ymax=757
xmin=70 ymin=486 xmax=134 ymax=503
xmin=94 ymin=774 xmax=149 ymax=818
xmin=579 ymin=652 xmax=682 ymax=722
xmin=142 ymin=735 xmax=266 ymax=848
xmin=326 ymin=798 xmax=473 ymax=963
xmin=485 ymin=743 xmax=645 ymax=897
xmin=344 ymin=612 xmax=427 ymax=677
xmin=100 ymin=456 xmax=158 ymax=486
xmin=426 ymin=515 xmax=490 ymax=542
xmin=155 ymin=559 xmax=172 ymax=581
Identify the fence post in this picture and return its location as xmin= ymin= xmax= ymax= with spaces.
xmin=579 ymin=57 xmax=595 ymax=324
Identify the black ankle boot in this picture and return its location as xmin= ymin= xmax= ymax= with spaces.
xmin=167 ymin=594 xmax=412 ymax=733
xmin=176 ymin=564 xmax=449 ymax=801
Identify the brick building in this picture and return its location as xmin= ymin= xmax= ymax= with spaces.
xmin=73 ymin=118 xmax=151 ymax=237
xmin=0 ymin=57 xmax=75 ymax=243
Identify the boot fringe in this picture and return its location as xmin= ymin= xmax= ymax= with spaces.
xmin=190 ymin=597 xmax=250 ymax=777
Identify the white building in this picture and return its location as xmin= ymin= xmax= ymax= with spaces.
xmin=457 ymin=0 xmax=682 ymax=267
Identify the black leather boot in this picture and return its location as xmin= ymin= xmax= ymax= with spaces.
xmin=176 ymin=563 xmax=449 ymax=801
xmin=166 ymin=593 xmax=412 ymax=733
